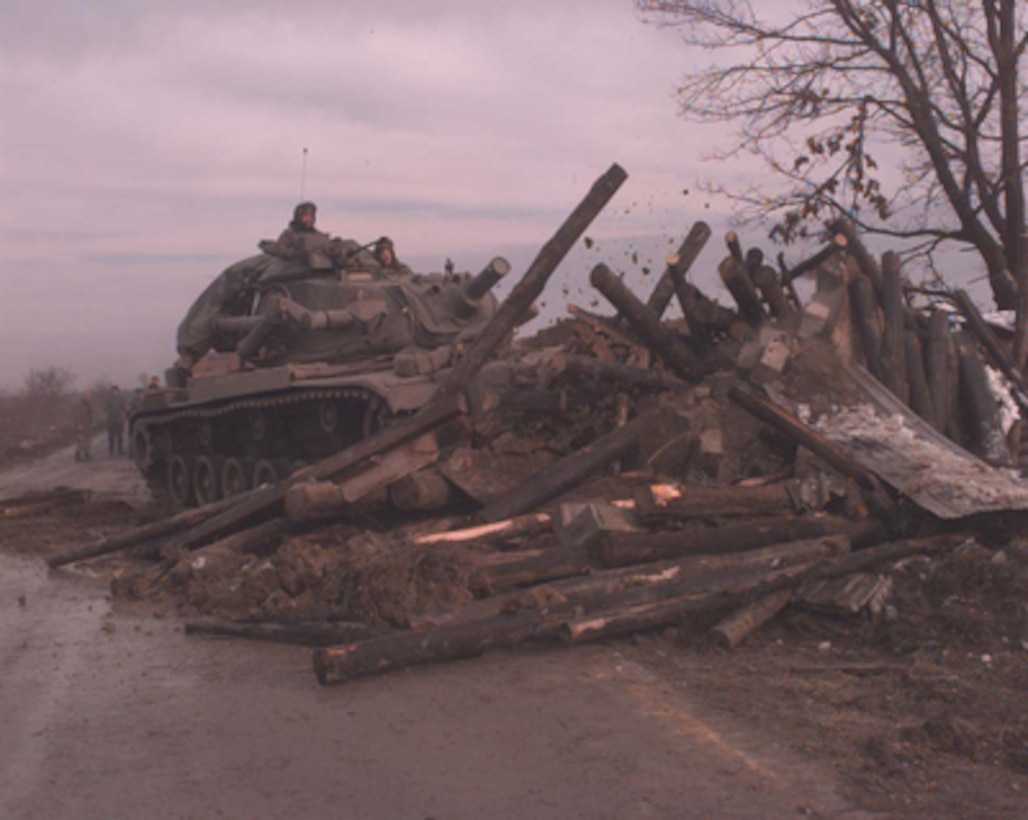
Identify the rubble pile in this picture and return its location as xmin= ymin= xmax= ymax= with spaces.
xmin=48 ymin=164 xmax=1028 ymax=686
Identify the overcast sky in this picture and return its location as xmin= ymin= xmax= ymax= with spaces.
xmin=0 ymin=0 xmax=758 ymax=391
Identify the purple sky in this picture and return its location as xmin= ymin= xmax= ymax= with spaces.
xmin=0 ymin=0 xmax=765 ymax=390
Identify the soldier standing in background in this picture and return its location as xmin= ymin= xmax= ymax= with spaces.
xmin=106 ymin=385 xmax=127 ymax=457
xmin=74 ymin=391 xmax=93 ymax=462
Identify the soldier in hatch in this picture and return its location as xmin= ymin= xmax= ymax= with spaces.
xmin=263 ymin=201 xmax=328 ymax=261
xmin=373 ymin=236 xmax=413 ymax=279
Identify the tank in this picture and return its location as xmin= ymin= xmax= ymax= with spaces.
xmin=129 ymin=248 xmax=510 ymax=507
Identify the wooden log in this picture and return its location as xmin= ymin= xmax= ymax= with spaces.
xmin=589 ymin=263 xmax=700 ymax=380
xmin=955 ymin=333 xmax=1013 ymax=466
xmin=725 ymin=230 xmax=745 ymax=262
xmin=671 ymin=279 xmax=738 ymax=344
xmin=313 ymin=605 xmax=572 ymax=685
xmin=284 ymin=434 xmax=439 ymax=520
xmin=468 ymin=547 xmax=591 ymax=593
xmin=726 ymin=384 xmax=879 ymax=489
xmin=592 ymin=515 xmax=856 ymax=568
xmin=478 ymin=411 xmax=655 ymax=523
xmin=782 ymin=234 xmax=848 ymax=284
xmin=849 ymin=274 xmax=884 ymax=380
xmin=953 ymin=289 xmax=1028 ymax=395
xmin=718 ymin=256 xmax=764 ymax=326
xmin=828 ymin=218 xmax=883 ymax=295
xmin=412 ymin=512 xmax=552 ymax=547
xmin=880 ymin=251 xmax=909 ymax=403
xmin=643 ymin=221 xmax=712 ymax=320
xmin=389 ymin=469 xmax=456 ymax=512
xmin=904 ymin=330 xmax=936 ymax=427
xmin=634 ymin=482 xmax=794 ymax=520
xmin=710 ymin=589 xmax=793 ymax=649
xmin=444 ymin=163 xmax=628 ymax=392
xmin=753 ymin=265 xmax=795 ymax=321
xmin=185 ymin=617 xmax=391 ymax=647
xmin=559 ymin=354 xmax=689 ymax=393
xmin=925 ymin=309 xmax=952 ymax=435
xmin=558 ymin=562 xmax=815 ymax=645
xmin=807 ymin=533 xmax=966 ymax=580
xmin=47 ymin=489 xmax=252 ymax=568
xmin=1 ymin=487 xmax=90 ymax=512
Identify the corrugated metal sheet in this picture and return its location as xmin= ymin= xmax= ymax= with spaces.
xmin=805 ymin=364 xmax=1028 ymax=519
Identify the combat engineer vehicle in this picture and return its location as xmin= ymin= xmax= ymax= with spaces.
xmin=129 ymin=237 xmax=509 ymax=507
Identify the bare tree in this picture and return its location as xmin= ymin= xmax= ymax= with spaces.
xmin=639 ymin=0 xmax=1028 ymax=313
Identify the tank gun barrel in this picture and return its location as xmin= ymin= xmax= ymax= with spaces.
xmin=454 ymin=257 xmax=510 ymax=319
xmin=464 ymin=257 xmax=510 ymax=302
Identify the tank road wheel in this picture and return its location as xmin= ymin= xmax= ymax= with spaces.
xmin=193 ymin=456 xmax=223 ymax=506
xmin=167 ymin=455 xmax=196 ymax=508
xmin=318 ymin=400 xmax=339 ymax=435
xmin=221 ymin=457 xmax=254 ymax=498
xmin=254 ymin=457 xmax=291 ymax=487
xmin=249 ymin=410 xmax=268 ymax=443
xmin=361 ymin=395 xmax=389 ymax=438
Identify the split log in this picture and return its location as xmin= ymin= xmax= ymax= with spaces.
xmin=904 ymin=331 xmax=936 ymax=427
xmin=313 ymin=604 xmax=572 ymax=685
xmin=880 ymin=252 xmax=909 ymax=403
xmin=955 ymin=333 xmax=1013 ymax=466
xmin=925 ymin=309 xmax=953 ymax=434
xmin=412 ymin=512 xmax=552 ymax=547
xmin=643 ymin=221 xmax=712 ymax=320
xmin=185 ymin=617 xmax=391 ymax=647
xmin=589 ymin=263 xmax=700 ymax=380
xmin=478 ymin=411 xmax=656 ymax=523
xmin=718 ymin=256 xmax=764 ymax=325
xmin=634 ymin=482 xmax=794 ymax=520
xmin=849 ymin=274 xmax=884 ymax=380
xmin=389 ymin=469 xmax=457 ymax=512
xmin=591 ymin=516 xmax=856 ymax=568
xmin=47 ymin=489 xmax=252 ymax=568
xmin=710 ymin=589 xmax=793 ymax=649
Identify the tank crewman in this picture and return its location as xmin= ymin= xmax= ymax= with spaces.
xmin=106 ymin=385 xmax=127 ymax=457
xmin=74 ymin=391 xmax=94 ymax=462
xmin=259 ymin=201 xmax=334 ymax=263
xmin=373 ymin=236 xmax=414 ymax=278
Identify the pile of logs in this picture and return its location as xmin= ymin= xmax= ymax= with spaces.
xmin=46 ymin=162 xmax=1028 ymax=687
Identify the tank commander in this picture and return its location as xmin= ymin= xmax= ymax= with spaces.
xmin=374 ymin=236 xmax=413 ymax=278
xmin=259 ymin=201 xmax=334 ymax=265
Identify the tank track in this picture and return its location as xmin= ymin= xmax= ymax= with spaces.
xmin=130 ymin=386 xmax=393 ymax=508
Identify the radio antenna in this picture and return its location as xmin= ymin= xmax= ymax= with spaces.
xmin=299 ymin=147 xmax=309 ymax=200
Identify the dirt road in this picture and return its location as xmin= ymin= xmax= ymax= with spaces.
xmin=0 ymin=452 xmax=873 ymax=818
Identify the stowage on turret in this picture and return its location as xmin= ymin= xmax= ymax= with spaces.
xmin=131 ymin=202 xmax=509 ymax=507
